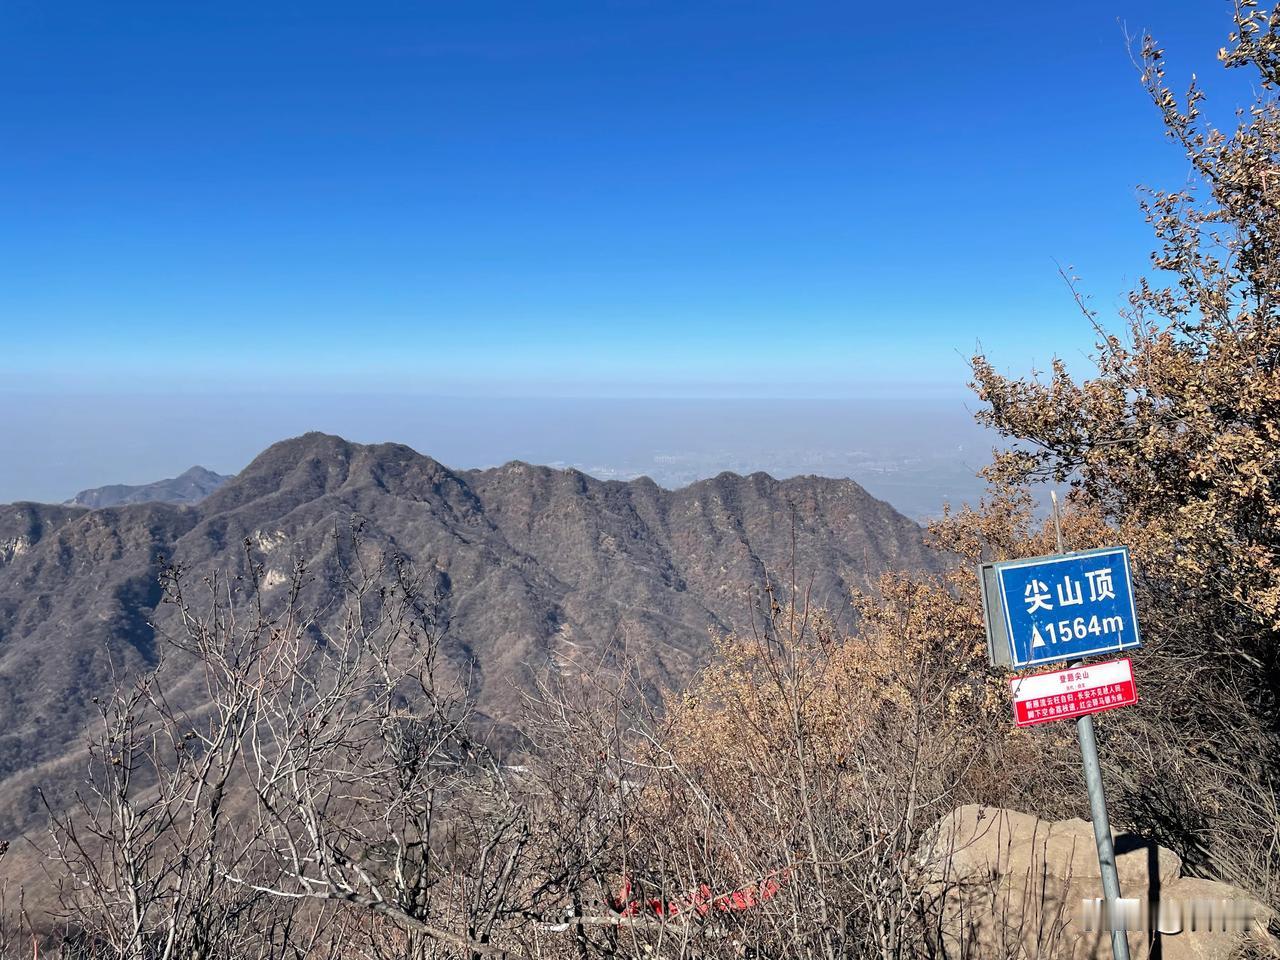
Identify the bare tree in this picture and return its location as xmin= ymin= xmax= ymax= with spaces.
xmin=39 ymin=652 xmax=269 ymax=960
xmin=37 ymin=523 xmax=598 ymax=959
xmin=520 ymin=573 xmax=1000 ymax=960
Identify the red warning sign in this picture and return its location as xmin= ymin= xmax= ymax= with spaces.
xmin=1010 ymin=657 xmax=1137 ymax=727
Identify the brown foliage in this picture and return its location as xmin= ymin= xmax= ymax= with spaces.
xmin=525 ymin=577 xmax=1015 ymax=958
xmin=971 ymin=5 xmax=1280 ymax=641
xmin=9 ymin=6 xmax=1280 ymax=957
xmin=957 ymin=0 xmax=1280 ymax=907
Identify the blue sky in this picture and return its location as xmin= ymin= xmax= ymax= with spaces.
xmin=0 ymin=2 xmax=1260 ymax=503
xmin=0 ymin=1 xmax=1246 ymax=398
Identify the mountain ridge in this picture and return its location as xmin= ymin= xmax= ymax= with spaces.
xmin=65 ymin=465 xmax=231 ymax=508
xmin=0 ymin=432 xmax=941 ymax=837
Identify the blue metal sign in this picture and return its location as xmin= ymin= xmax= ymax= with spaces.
xmin=994 ymin=547 xmax=1141 ymax=667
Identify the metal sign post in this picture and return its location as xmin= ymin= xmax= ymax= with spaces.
xmin=978 ymin=493 xmax=1136 ymax=960
xmin=1051 ymin=491 xmax=1131 ymax=960
xmin=1077 ymin=700 xmax=1130 ymax=960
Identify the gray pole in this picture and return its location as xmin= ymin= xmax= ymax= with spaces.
xmin=1076 ymin=703 xmax=1131 ymax=960
xmin=1051 ymin=493 xmax=1130 ymax=960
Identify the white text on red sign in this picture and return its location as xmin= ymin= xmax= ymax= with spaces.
xmin=1009 ymin=658 xmax=1137 ymax=727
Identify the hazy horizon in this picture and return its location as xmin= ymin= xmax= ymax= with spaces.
xmin=2 ymin=1 xmax=1233 ymax=522
xmin=2 ymin=393 xmax=994 ymax=520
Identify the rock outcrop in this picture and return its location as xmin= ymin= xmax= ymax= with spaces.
xmin=920 ymin=805 xmax=1275 ymax=960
